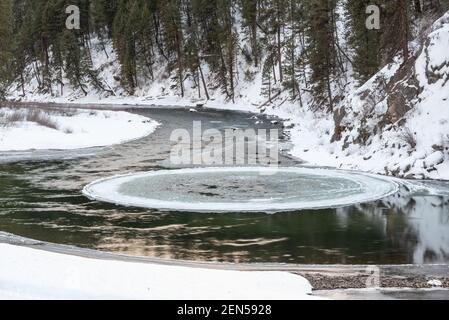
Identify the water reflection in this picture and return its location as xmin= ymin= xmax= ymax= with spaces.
xmin=0 ymin=108 xmax=448 ymax=264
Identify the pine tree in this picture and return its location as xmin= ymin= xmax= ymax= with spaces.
xmin=113 ymin=0 xmax=137 ymax=93
xmin=261 ymin=52 xmax=276 ymax=101
xmin=90 ymin=0 xmax=109 ymax=34
xmin=379 ymin=0 xmax=412 ymax=64
xmin=137 ymin=0 xmax=156 ymax=81
xmin=283 ymin=0 xmax=305 ymax=102
xmin=10 ymin=0 xmax=29 ymax=96
xmin=346 ymin=0 xmax=382 ymax=83
xmin=240 ymin=0 xmax=260 ymax=67
xmin=220 ymin=0 xmax=238 ymax=103
xmin=160 ymin=0 xmax=185 ymax=97
xmin=304 ymin=0 xmax=338 ymax=111
xmin=3 ymin=0 xmax=447 ymax=106
xmin=0 ymin=0 xmax=13 ymax=98
xmin=62 ymin=29 xmax=86 ymax=95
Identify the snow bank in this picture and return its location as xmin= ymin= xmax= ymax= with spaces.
xmin=0 ymin=108 xmax=159 ymax=151
xmin=0 ymin=244 xmax=316 ymax=300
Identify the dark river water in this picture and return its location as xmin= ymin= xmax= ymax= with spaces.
xmin=1 ymin=107 xmax=449 ymax=265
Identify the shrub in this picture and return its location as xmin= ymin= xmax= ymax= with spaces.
xmin=400 ymin=128 xmax=417 ymax=150
xmin=0 ymin=108 xmax=59 ymax=130
xmin=0 ymin=109 xmax=25 ymax=127
xmin=25 ymin=110 xmax=59 ymax=130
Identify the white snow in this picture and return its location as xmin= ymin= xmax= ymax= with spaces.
xmin=0 ymin=108 xmax=159 ymax=151
xmin=287 ymin=12 xmax=449 ymax=180
xmin=428 ymin=280 xmax=443 ymax=287
xmin=5 ymin=12 xmax=449 ymax=180
xmin=0 ymin=243 xmax=317 ymax=300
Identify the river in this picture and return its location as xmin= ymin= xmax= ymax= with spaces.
xmin=1 ymin=106 xmax=449 ymax=265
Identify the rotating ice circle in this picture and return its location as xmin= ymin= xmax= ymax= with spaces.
xmin=82 ymin=167 xmax=400 ymax=212
xmin=82 ymin=167 xmax=399 ymax=213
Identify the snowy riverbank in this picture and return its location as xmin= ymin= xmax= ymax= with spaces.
xmin=0 ymin=243 xmax=316 ymax=300
xmin=7 ymin=91 xmax=449 ymax=181
xmin=0 ymin=107 xmax=159 ymax=151
xmin=4 ymin=13 xmax=449 ymax=180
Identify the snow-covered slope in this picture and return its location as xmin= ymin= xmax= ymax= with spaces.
xmin=5 ymin=10 xmax=449 ymax=180
xmin=0 ymin=244 xmax=316 ymax=300
xmin=291 ymin=12 xmax=449 ymax=180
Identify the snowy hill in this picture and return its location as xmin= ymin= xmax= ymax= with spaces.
xmin=4 ymin=7 xmax=449 ymax=180
xmin=291 ymin=11 xmax=449 ymax=180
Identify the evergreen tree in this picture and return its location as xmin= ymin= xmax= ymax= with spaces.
xmin=304 ymin=0 xmax=338 ymax=111
xmin=2 ymin=0 xmax=448 ymax=108
xmin=240 ymin=0 xmax=260 ymax=67
xmin=346 ymin=0 xmax=382 ymax=83
xmin=112 ymin=0 xmax=138 ymax=93
xmin=0 ymin=0 xmax=13 ymax=98
xmin=283 ymin=0 xmax=305 ymax=102
xmin=160 ymin=0 xmax=185 ymax=97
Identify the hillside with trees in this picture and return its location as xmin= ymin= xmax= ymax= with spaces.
xmin=1 ymin=0 xmax=449 ymax=178
xmin=0 ymin=0 xmax=445 ymax=103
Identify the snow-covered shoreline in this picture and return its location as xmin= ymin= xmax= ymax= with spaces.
xmin=0 ymin=243 xmax=316 ymax=300
xmin=0 ymin=107 xmax=159 ymax=151
xmin=7 ymin=93 xmax=449 ymax=181
xmin=7 ymin=12 xmax=449 ymax=181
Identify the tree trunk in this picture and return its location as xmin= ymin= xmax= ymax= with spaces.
xmin=400 ymin=0 xmax=409 ymax=62
xmin=198 ymin=63 xmax=209 ymax=100
xmin=20 ymin=72 xmax=25 ymax=97
xmin=276 ymin=0 xmax=283 ymax=82
xmin=251 ymin=1 xmax=258 ymax=67
xmin=414 ymin=0 xmax=422 ymax=15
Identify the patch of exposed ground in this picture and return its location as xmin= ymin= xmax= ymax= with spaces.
xmin=301 ymin=273 xmax=449 ymax=290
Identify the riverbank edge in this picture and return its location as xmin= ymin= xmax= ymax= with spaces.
xmin=0 ymin=103 xmax=161 ymax=152
xmin=3 ymin=100 xmax=448 ymax=182
xmin=1 ymin=232 xmax=448 ymax=294
xmin=0 ymin=232 xmax=318 ymax=300
xmin=1 ymin=102 xmax=448 ymax=299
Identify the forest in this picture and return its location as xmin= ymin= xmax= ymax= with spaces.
xmin=0 ymin=0 xmax=448 ymax=108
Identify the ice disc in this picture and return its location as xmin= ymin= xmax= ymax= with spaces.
xmin=82 ymin=167 xmax=399 ymax=213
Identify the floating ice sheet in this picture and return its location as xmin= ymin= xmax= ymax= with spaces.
xmin=82 ymin=167 xmax=400 ymax=213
